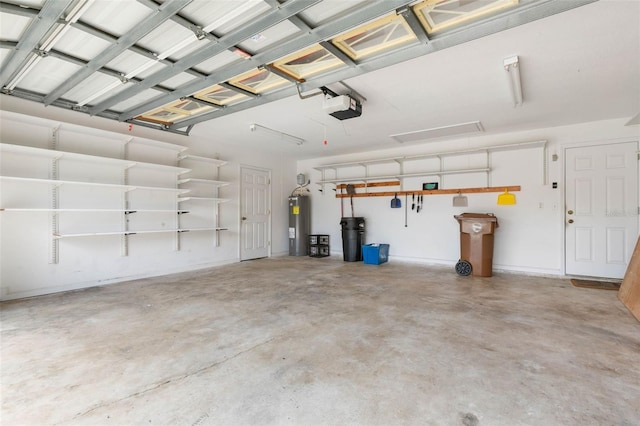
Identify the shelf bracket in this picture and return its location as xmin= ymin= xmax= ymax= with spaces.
xmin=487 ymin=150 xmax=492 ymax=187
xmin=121 ymin=159 xmax=130 ymax=257
xmin=317 ymin=168 xmax=326 ymax=194
xmin=394 ymin=159 xmax=404 ymax=191
xmin=542 ymin=143 xmax=548 ymax=185
xmin=176 ymin=155 xmax=182 ymax=252
xmin=49 ymin=126 xmax=60 ymax=264
xmin=213 ymin=154 xmax=222 ymax=248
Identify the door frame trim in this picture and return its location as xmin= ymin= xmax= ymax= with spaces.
xmin=561 ymin=138 xmax=640 ymax=276
xmin=238 ymin=164 xmax=272 ymax=261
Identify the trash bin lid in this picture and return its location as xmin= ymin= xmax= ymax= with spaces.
xmin=454 ymin=213 xmax=498 ymax=227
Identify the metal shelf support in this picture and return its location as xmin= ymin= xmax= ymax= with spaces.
xmin=49 ymin=126 xmax=59 ymax=264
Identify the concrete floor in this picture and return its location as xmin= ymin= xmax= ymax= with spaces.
xmin=1 ymin=257 xmax=639 ymax=426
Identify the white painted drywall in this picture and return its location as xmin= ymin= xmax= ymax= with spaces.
xmin=297 ymin=118 xmax=640 ymax=276
xmin=0 ymin=102 xmax=298 ymax=301
xmin=1 ymin=93 xmax=638 ymax=301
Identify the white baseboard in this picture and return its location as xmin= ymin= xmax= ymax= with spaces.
xmin=1 ymin=259 xmax=239 ymax=302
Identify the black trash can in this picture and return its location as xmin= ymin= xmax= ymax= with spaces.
xmin=340 ymin=217 xmax=365 ymax=261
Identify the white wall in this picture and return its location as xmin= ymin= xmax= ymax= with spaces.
xmin=0 ymin=97 xmax=298 ymax=300
xmin=298 ymin=118 xmax=640 ymax=276
xmin=1 ymin=92 xmax=638 ymax=301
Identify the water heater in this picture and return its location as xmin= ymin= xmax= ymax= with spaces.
xmin=288 ymin=195 xmax=310 ymax=256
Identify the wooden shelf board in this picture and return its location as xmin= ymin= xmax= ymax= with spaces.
xmin=335 ymin=185 xmax=521 ymax=198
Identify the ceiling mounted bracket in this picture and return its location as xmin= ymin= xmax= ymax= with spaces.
xmin=296 ymin=83 xmax=323 ymax=100
xmin=337 ymin=81 xmax=366 ymax=103
xmin=320 ymin=85 xmax=338 ymax=98
xmin=127 ymin=118 xmax=192 ymax=136
xmin=504 ymin=55 xmax=523 ymax=107
xmin=192 ymin=26 xmax=207 ymax=40
xmin=321 ymin=82 xmax=366 ymax=104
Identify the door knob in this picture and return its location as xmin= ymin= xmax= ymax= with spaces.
xmin=242 ymin=216 xmax=247 ymax=220
xmin=568 ymin=219 xmax=574 ymax=224
xmin=567 ymin=210 xmax=574 ymax=215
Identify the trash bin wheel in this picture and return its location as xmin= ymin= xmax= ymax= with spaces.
xmin=455 ymin=260 xmax=472 ymax=276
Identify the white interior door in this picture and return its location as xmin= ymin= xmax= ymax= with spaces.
xmin=565 ymin=142 xmax=639 ymax=278
xmin=240 ymin=166 xmax=270 ymax=261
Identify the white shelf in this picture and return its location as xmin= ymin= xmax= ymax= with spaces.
xmin=0 ymin=208 xmax=189 ymax=213
xmin=125 ymin=209 xmax=190 ymax=214
xmin=1 ymin=111 xmax=189 ymax=154
xmin=176 ymin=152 xmax=227 ymax=250
xmin=1 ymin=117 xmax=229 ymax=264
xmin=0 ymin=176 xmax=190 ymax=194
xmin=178 ymin=154 xmax=227 ymax=167
xmin=314 ymin=140 xmax=547 ymax=171
xmin=316 ymin=168 xmax=491 ymax=184
xmin=53 ymin=228 xmax=227 ymax=239
xmin=177 ymin=178 xmax=229 ymax=186
xmin=314 ymin=140 xmax=547 ymax=191
xmin=130 ymin=138 xmax=187 ymax=153
xmin=315 ymin=158 xmax=402 ymax=170
xmin=0 ymin=143 xmax=191 ymax=175
xmin=177 ymin=197 xmax=229 ymax=203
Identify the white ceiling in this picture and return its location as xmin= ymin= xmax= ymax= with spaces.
xmin=1 ymin=0 xmax=638 ymax=160
xmin=188 ymin=0 xmax=640 ymax=159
